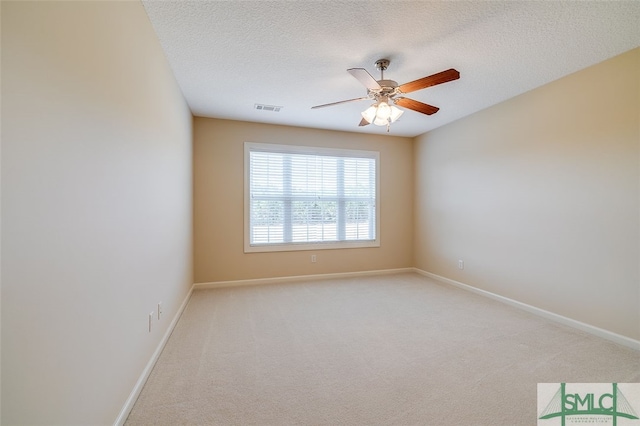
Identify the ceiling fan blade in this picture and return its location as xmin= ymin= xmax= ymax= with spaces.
xmin=358 ymin=117 xmax=370 ymax=127
xmin=398 ymin=68 xmax=460 ymax=94
xmin=311 ymin=96 xmax=370 ymax=109
xmin=347 ymin=68 xmax=382 ymax=90
xmin=394 ymin=97 xmax=440 ymax=115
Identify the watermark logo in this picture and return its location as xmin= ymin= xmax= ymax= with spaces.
xmin=538 ymin=383 xmax=640 ymax=425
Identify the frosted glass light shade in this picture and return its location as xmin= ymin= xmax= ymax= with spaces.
xmin=361 ymin=105 xmax=377 ymax=124
xmin=376 ymin=102 xmax=391 ymax=120
xmin=389 ymin=106 xmax=403 ymax=122
xmin=373 ymin=116 xmax=387 ymax=126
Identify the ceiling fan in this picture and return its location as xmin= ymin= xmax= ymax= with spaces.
xmin=312 ymin=59 xmax=460 ymax=131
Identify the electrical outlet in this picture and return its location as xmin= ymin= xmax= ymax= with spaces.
xmin=458 ymin=260 xmax=464 ymax=270
xmin=149 ymin=312 xmax=154 ymax=332
xmin=157 ymin=302 xmax=162 ymax=320
xmin=311 ymin=254 xmax=317 ymax=263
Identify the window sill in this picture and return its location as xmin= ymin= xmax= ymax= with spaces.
xmin=244 ymin=239 xmax=380 ymax=253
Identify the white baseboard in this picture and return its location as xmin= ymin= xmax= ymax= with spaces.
xmin=113 ymin=285 xmax=194 ymax=426
xmin=194 ymin=267 xmax=415 ymax=290
xmin=413 ymin=268 xmax=640 ymax=351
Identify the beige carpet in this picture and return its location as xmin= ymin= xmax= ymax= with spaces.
xmin=125 ymin=273 xmax=639 ymax=425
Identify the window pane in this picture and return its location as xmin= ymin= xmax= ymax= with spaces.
xmin=292 ymin=200 xmax=337 ymax=242
xmin=250 ymin=200 xmax=284 ymax=244
xmin=250 ymin=152 xmax=283 ymax=196
xmin=343 ymin=158 xmax=375 ymax=197
xmin=289 ymin=155 xmax=338 ymax=198
xmin=345 ymin=200 xmax=375 ymax=240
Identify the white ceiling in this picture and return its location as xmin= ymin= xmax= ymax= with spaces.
xmin=141 ymin=1 xmax=640 ymax=138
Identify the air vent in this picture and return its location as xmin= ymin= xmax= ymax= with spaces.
xmin=255 ymin=104 xmax=282 ymax=112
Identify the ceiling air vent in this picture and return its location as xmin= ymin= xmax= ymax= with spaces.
xmin=255 ymin=104 xmax=282 ymax=112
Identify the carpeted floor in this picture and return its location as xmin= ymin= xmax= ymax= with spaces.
xmin=125 ymin=273 xmax=639 ymax=425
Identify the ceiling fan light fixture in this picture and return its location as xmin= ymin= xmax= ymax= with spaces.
xmin=362 ymin=102 xmax=403 ymax=127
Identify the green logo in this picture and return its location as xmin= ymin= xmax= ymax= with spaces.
xmin=538 ymin=383 xmax=639 ymax=425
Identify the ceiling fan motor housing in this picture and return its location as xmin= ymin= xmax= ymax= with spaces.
xmin=377 ymin=79 xmax=398 ymax=88
xmin=370 ymin=80 xmax=400 ymax=99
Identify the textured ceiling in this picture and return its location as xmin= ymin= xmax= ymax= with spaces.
xmin=142 ymin=1 xmax=640 ymax=137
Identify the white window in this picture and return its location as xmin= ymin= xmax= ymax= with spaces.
xmin=244 ymin=142 xmax=380 ymax=253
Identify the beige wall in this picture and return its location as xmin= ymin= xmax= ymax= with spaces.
xmin=1 ymin=2 xmax=192 ymax=424
xmin=414 ymin=48 xmax=640 ymax=340
xmin=194 ymin=118 xmax=413 ymax=282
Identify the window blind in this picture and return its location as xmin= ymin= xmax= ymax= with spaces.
xmin=247 ymin=145 xmax=377 ymax=248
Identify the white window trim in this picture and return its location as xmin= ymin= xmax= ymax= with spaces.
xmin=244 ymin=142 xmax=380 ymax=253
